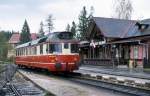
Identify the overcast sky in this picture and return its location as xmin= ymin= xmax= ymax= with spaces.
xmin=0 ymin=0 xmax=150 ymax=33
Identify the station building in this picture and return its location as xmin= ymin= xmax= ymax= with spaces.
xmin=80 ymin=17 xmax=150 ymax=69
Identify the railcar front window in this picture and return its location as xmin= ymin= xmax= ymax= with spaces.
xmin=64 ymin=43 xmax=69 ymax=49
xmin=49 ymin=44 xmax=62 ymax=53
xmin=71 ymin=44 xmax=78 ymax=53
xmin=58 ymin=33 xmax=73 ymax=39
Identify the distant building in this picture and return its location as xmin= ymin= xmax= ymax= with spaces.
xmin=8 ymin=32 xmax=37 ymax=58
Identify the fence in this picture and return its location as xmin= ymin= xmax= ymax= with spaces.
xmin=83 ymin=58 xmax=129 ymax=67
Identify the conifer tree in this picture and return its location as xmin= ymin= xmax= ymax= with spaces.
xmin=38 ymin=21 xmax=44 ymax=38
xmin=78 ymin=6 xmax=94 ymax=40
xmin=20 ymin=20 xmax=31 ymax=44
xmin=66 ymin=24 xmax=70 ymax=32
xmin=70 ymin=21 xmax=77 ymax=37
xmin=46 ymin=14 xmax=54 ymax=33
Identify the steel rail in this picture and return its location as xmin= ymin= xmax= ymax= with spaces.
xmin=9 ymin=83 xmax=22 ymax=96
xmin=18 ymin=68 xmax=150 ymax=96
xmin=62 ymin=72 xmax=150 ymax=96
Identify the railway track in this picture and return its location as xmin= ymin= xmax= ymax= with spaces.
xmin=0 ymin=64 xmax=48 ymax=96
xmin=62 ymin=72 xmax=150 ymax=96
xmin=0 ymin=64 xmax=17 ymax=95
xmin=9 ymin=83 xmax=22 ymax=96
xmin=7 ymin=72 xmax=47 ymax=96
xmin=19 ymin=68 xmax=150 ymax=96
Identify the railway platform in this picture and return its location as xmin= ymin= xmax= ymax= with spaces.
xmin=76 ymin=65 xmax=150 ymax=84
xmin=78 ymin=65 xmax=150 ymax=80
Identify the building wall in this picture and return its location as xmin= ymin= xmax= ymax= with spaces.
xmin=7 ymin=43 xmax=17 ymax=58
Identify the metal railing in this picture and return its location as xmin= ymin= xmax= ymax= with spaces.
xmin=0 ymin=61 xmax=13 ymax=65
xmin=82 ymin=58 xmax=129 ymax=67
xmin=83 ymin=58 xmax=113 ymax=66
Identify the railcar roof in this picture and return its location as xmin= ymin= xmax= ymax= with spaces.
xmin=15 ymin=42 xmax=30 ymax=49
xmin=31 ymin=36 xmax=47 ymax=45
xmin=15 ymin=31 xmax=77 ymax=49
xmin=16 ymin=36 xmax=47 ymax=49
xmin=46 ymin=31 xmax=74 ymax=41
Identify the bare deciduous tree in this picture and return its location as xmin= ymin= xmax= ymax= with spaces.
xmin=113 ymin=0 xmax=133 ymax=20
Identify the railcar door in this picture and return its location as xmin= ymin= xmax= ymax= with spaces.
xmin=62 ymin=43 xmax=69 ymax=71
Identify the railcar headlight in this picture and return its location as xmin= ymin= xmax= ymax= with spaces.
xmin=55 ymin=57 xmax=58 ymax=61
xmin=74 ymin=57 xmax=77 ymax=61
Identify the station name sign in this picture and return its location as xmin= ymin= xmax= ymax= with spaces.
xmin=90 ymin=40 xmax=106 ymax=47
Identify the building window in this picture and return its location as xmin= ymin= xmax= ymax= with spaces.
xmin=134 ymin=46 xmax=138 ymax=59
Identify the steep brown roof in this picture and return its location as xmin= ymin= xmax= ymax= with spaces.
xmin=9 ymin=33 xmax=37 ymax=44
xmin=9 ymin=33 xmax=20 ymax=44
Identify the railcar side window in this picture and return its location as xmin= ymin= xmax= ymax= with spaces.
xmin=20 ymin=48 xmax=22 ymax=55
xmin=17 ymin=49 xmax=20 ymax=56
xmin=71 ymin=44 xmax=78 ymax=53
xmin=16 ymin=50 xmax=18 ymax=56
xmin=19 ymin=48 xmax=21 ymax=56
xmin=64 ymin=43 xmax=69 ymax=49
xmin=29 ymin=47 xmax=31 ymax=55
xmin=23 ymin=48 xmax=25 ymax=55
xmin=25 ymin=48 xmax=27 ymax=55
xmin=49 ymin=44 xmax=53 ymax=53
xmin=19 ymin=49 xmax=20 ymax=56
xmin=40 ymin=44 xmax=43 ymax=54
xmin=46 ymin=44 xmax=48 ymax=53
xmin=34 ymin=46 xmax=37 ymax=55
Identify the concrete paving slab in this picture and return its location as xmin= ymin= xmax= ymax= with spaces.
xmin=79 ymin=65 xmax=150 ymax=80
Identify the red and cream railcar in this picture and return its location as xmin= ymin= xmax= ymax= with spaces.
xmin=15 ymin=32 xmax=80 ymax=72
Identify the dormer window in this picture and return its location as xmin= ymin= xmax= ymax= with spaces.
xmin=141 ymin=25 xmax=145 ymax=30
xmin=136 ymin=22 xmax=149 ymax=32
xmin=140 ymin=24 xmax=149 ymax=32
